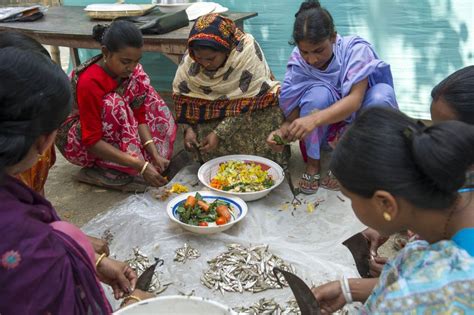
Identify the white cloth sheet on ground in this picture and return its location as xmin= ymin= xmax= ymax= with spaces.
xmin=82 ymin=164 xmax=366 ymax=310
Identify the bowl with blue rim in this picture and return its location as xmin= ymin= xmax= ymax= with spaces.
xmin=166 ymin=191 xmax=248 ymax=235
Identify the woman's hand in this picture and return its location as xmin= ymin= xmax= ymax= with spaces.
xmin=312 ymin=281 xmax=346 ymax=314
xmin=266 ymin=128 xmax=286 ymax=153
xmin=287 ymin=114 xmax=318 ymax=141
xmin=87 ymin=235 xmax=110 ymax=256
xmin=120 ymin=289 xmax=155 ymax=308
xmin=141 ymin=162 xmax=168 ymax=187
xmin=96 ymin=257 xmax=137 ymax=299
xmin=151 ymin=154 xmax=170 ymax=173
xmin=184 ymin=127 xmax=199 ymax=151
xmin=361 ymin=228 xmax=389 ymax=277
xmin=200 ymin=131 xmax=219 ymax=153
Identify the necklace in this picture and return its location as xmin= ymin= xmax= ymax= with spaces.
xmin=443 ymin=187 xmax=473 ymax=239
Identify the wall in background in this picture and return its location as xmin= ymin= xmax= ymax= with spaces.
xmin=65 ymin=0 xmax=473 ymax=118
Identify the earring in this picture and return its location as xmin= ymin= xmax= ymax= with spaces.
xmin=383 ymin=212 xmax=392 ymax=222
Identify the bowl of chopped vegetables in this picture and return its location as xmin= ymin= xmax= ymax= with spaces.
xmin=197 ymin=155 xmax=285 ymax=201
xmin=167 ymin=191 xmax=247 ymax=235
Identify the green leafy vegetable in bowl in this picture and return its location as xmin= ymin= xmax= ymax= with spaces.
xmin=176 ymin=192 xmax=235 ymax=227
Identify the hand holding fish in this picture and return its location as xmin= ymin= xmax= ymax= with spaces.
xmin=96 ymin=256 xmax=137 ymax=299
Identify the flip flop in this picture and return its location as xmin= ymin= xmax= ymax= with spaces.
xmin=299 ymin=173 xmax=320 ymax=195
xmin=320 ymin=170 xmax=341 ymax=191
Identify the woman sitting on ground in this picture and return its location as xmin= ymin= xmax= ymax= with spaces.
xmin=0 ymin=47 xmax=153 ymax=314
xmin=173 ymin=14 xmax=289 ymax=165
xmin=312 ymin=107 xmax=474 ymax=314
xmin=268 ymin=0 xmax=397 ymax=194
xmin=363 ymin=65 xmax=474 ymax=277
xmin=56 ymin=20 xmax=177 ymax=191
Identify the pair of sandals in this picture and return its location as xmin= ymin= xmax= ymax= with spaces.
xmin=299 ymin=170 xmax=340 ymax=195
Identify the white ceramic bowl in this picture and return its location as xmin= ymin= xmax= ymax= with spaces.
xmin=198 ymin=155 xmax=285 ymax=202
xmin=114 ymin=295 xmax=236 ymax=314
xmin=166 ymin=191 xmax=247 ymax=235
xmin=156 ymin=3 xmax=194 ymax=13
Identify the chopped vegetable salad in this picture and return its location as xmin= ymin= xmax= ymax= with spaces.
xmin=210 ymin=160 xmax=274 ymax=192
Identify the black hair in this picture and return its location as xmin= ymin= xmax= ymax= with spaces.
xmin=92 ymin=20 xmax=143 ymax=52
xmin=292 ymin=0 xmax=336 ymax=45
xmin=431 ymin=66 xmax=474 ymax=125
xmin=0 ymin=48 xmax=72 ymax=176
xmin=0 ymin=31 xmax=51 ymax=58
xmin=330 ymin=107 xmax=474 ymax=210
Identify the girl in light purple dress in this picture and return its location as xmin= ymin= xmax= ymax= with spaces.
xmin=268 ymin=0 xmax=398 ymax=194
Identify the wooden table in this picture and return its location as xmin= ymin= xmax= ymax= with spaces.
xmin=0 ymin=6 xmax=257 ymax=66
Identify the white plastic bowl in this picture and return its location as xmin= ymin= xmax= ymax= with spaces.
xmin=166 ymin=191 xmax=247 ymax=235
xmin=114 ymin=295 xmax=236 ymax=314
xmin=197 ymin=155 xmax=285 ymax=202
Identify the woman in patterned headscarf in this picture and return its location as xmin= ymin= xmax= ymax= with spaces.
xmin=173 ymin=14 xmax=289 ymax=165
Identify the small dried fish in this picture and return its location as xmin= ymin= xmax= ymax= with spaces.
xmin=174 ymin=243 xmax=200 ymax=263
xmin=202 ymin=244 xmax=295 ymax=294
xmin=125 ymin=247 xmax=169 ymax=294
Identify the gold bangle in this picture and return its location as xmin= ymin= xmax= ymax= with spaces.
xmin=95 ymin=253 xmax=107 ymax=269
xmin=140 ymin=161 xmax=149 ymax=175
xmin=143 ymin=139 xmax=154 ymax=148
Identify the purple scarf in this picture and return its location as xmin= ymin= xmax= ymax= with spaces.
xmin=280 ymin=35 xmax=395 ymax=117
xmin=0 ymin=176 xmax=112 ymax=314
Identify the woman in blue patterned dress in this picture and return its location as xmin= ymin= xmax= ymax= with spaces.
xmin=312 ymin=107 xmax=473 ymax=314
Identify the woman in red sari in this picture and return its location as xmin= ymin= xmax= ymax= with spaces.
xmin=57 ymin=21 xmax=177 ymax=191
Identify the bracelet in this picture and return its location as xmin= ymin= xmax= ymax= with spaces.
xmin=340 ymin=275 xmax=353 ymax=304
xmin=143 ymin=139 xmax=154 ymax=148
xmin=95 ymin=253 xmax=107 ymax=269
xmin=140 ymin=161 xmax=149 ymax=175
xmin=120 ymin=295 xmax=142 ymax=307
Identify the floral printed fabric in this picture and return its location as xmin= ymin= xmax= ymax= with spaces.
xmin=362 ymin=240 xmax=474 ymax=314
xmin=56 ymin=59 xmax=177 ymax=175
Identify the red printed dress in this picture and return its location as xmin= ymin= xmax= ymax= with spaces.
xmin=56 ymin=55 xmax=177 ymax=175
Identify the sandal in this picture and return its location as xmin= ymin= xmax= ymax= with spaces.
xmin=321 ymin=170 xmax=341 ymax=191
xmin=75 ymin=167 xmax=147 ymax=193
xmin=299 ymin=173 xmax=321 ymax=195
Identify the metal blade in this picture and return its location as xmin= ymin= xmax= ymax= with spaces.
xmin=273 ymin=267 xmax=321 ymax=315
xmin=135 ymin=257 xmax=164 ymax=291
xmin=342 ymin=232 xmax=371 ymax=278
xmin=191 ymin=142 xmax=205 ymax=165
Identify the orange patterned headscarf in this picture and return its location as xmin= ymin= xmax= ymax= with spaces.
xmin=188 ymin=14 xmax=244 ymax=58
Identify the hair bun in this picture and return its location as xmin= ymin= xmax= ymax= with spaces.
xmin=295 ymin=0 xmax=321 ymax=17
xmin=92 ymin=24 xmax=109 ymax=43
xmin=411 ymin=122 xmax=474 ymax=194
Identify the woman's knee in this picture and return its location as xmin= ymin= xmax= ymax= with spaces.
xmin=300 ymin=86 xmax=337 ymax=116
xmin=362 ymin=83 xmax=397 ymax=109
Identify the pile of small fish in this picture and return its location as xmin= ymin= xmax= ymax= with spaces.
xmin=233 ymin=298 xmax=301 ymax=315
xmin=174 ymin=243 xmax=200 ymax=263
xmin=201 ymin=244 xmax=295 ymax=294
xmin=125 ymin=248 xmax=170 ymax=294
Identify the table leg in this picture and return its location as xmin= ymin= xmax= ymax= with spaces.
xmin=50 ymin=46 xmax=61 ymax=65
xmin=70 ymin=47 xmax=81 ymax=68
